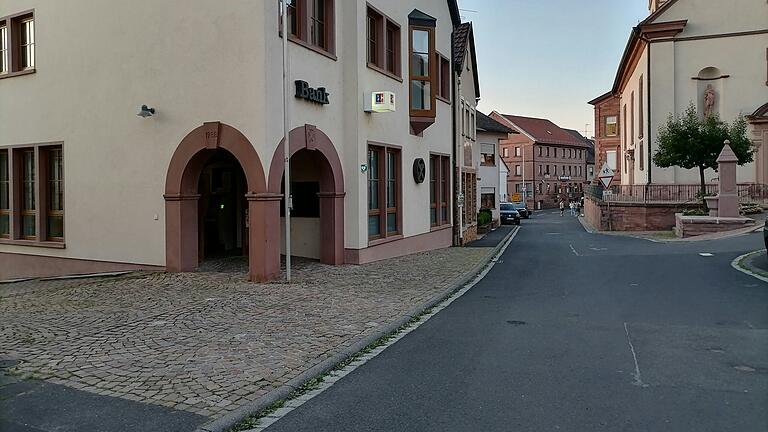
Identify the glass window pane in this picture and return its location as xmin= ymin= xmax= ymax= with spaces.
xmin=411 ymin=52 xmax=429 ymax=76
xmin=48 ymin=215 xmax=63 ymax=238
xmin=430 ymin=208 xmax=437 ymax=225
xmin=386 ymin=212 xmax=397 ymax=233
xmin=22 ymin=151 xmax=35 ymax=210
xmin=22 ymin=215 xmax=35 ymax=237
xmin=368 ymin=215 xmax=380 ymax=237
xmin=411 ymin=80 xmax=431 ymax=110
xmin=0 ymin=214 xmax=8 ymax=236
xmin=412 ymin=30 xmax=428 ymax=54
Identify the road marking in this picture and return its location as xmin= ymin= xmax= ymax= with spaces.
xmin=699 ymin=253 xmax=714 ymax=257
xmin=546 ymin=232 xmax=561 ymax=235
xmin=569 ymin=244 xmax=580 ymax=256
xmin=238 ymin=228 xmax=522 ymax=431
xmin=624 ymin=322 xmax=648 ymax=388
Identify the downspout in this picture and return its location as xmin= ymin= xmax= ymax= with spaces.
xmin=451 ymin=31 xmax=462 ymax=246
xmin=645 ymin=36 xmax=653 ymax=184
xmin=456 ymin=75 xmax=464 ymax=246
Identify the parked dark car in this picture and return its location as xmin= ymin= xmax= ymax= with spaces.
xmin=500 ymin=203 xmax=521 ymax=225
xmin=764 ymin=226 xmax=767 ymax=251
xmin=511 ymin=202 xmax=531 ymax=219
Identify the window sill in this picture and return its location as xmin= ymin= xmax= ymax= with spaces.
xmin=366 ymin=63 xmax=402 ymax=82
xmin=367 ymin=234 xmax=403 ymax=247
xmin=0 ymin=69 xmax=36 ymax=80
xmin=289 ymin=35 xmax=337 ymax=61
xmin=0 ymin=238 xmax=66 ymax=249
xmin=436 ymin=95 xmax=451 ymax=104
xmin=430 ymin=224 xmax=452 ymax=233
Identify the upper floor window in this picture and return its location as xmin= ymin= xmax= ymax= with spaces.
xmin=0 ymin=25 xmax=7 ymax=74
xmin=0 ymin=11 xmax=35 ymax=78
xmin=436 ymin=52 xmax=450 ymax=102
xmin=408 ymin=10 xmax=436 ymax=134
xmin=281 ymin=0 xmax=335 ymax=58
xmin=514 ymin=147 xmax=521 ymax=157
xmin=19 ymin=17 xmax=34 ymax=69
xmin=366 ymin=5 xmax=400 ymax=78
xmin=605 ymin=115 xmax=618 ymax=137
xmin=480 ymin=143 xmax=495 ymax=166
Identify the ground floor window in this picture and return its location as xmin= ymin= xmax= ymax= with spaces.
xmin=0 ymin=144 xmax=64 ymax=243
xmin=430 ymin=154 xmax=450 ymax=227
xmin=462 ymin=172 xmax=477 ymax=224
xmin=481 ymin=189 xmax=495 ymax=210
xmin=368 ymin=144 xmax=400 ymax=240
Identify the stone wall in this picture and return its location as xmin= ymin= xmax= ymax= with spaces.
xmin=584 ymin=197 xmax=698 ymax=231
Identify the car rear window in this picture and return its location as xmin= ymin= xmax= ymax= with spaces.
xmin=500 ymin=204 xmax=514 ymax=211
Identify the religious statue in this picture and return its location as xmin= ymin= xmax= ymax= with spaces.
xmin=703 ymin=84 xmax=716 ymax=117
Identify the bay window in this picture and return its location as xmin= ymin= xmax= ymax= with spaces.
xmin=408 ymin=10 xmax=436 ymax=134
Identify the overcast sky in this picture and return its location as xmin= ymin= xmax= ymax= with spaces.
xmin=459 ymin=0 xmax=649 ymax=137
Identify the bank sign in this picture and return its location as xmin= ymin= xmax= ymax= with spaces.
xmin=295 ymin=80 xmax=330 ymax=105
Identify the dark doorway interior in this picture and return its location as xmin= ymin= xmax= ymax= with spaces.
xmin=198 ymin=150 xmax=247 ymax=261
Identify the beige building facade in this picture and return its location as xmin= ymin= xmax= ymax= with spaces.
xmin=595 ymin=0 xmax=768 ymax=186
xmin=0 ymin=0 xmax=462 ymax=280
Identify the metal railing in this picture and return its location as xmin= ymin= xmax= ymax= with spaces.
xmin=585 ymin=183 xmax=768 ymax=204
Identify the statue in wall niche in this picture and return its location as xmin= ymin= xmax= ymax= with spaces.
xmin=704 ymin=84 xmax=716 ymax=117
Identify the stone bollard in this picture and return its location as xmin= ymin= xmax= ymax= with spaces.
xmin=715 ymin=140 xmax=739 ymax=218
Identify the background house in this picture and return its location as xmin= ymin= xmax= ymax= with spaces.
xmin=492 ymin=113 xmax=591 ymax=209
xmin=476 ymin=111 xmax=515 ymax=224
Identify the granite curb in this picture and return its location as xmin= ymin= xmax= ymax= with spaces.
xmin=732 ymin=250 xmax=768 ymax=283
xmin=195 ymin=226 xmax=519 ymax=432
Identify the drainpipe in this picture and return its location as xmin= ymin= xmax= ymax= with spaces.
xmin=281 ymin=0 xmax=292 ymax=282
xmin=456 ymin=75 xmax=464 ymax=246
xmin=638 ymin=32 xmax=653 ymax=185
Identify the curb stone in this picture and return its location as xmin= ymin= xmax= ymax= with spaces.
xmin=732 ymin=249 xmax=768 ymax=283
xmin=195 ymin=226 xmax=519 ymax=432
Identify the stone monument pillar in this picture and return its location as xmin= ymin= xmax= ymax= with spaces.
xmin=705 ymin=141 xmax=739 ymax=218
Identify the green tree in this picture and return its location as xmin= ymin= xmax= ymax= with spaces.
xmin=653 ymin=103 xmax=755 ymax=197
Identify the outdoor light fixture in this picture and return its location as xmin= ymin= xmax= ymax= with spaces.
xmin=137 ymin=105 xmax=156 ymax=118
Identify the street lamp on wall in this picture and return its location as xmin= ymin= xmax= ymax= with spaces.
xmin=137 ymin=105 xmax=156 ymax=118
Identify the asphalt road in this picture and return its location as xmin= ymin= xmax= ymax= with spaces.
xmin=266 ymin=212 xmax=768 ymax=432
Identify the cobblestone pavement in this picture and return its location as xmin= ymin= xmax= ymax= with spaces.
xmin=0 ymin=247 xmax=492 ymax=420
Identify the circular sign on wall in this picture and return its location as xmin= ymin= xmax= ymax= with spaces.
xmin=413 ymin=158 xmax=426 ymax=184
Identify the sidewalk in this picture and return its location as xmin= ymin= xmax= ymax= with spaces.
xmin=0 ymin=231 xmax=514 ymax=432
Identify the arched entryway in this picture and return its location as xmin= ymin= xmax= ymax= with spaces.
xmin=165 ymin=122 xmax=281 ymax=282
xmin=268 ymin=125 xmax=345 ymax=265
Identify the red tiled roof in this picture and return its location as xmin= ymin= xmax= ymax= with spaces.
xmin=498 ymin=114 xmax=591 ymax=148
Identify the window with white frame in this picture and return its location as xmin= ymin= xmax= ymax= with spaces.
xmin=19 ymin=17 xmax=34 ymax=70
xmin=606 ymin=150 xmax=617 ymax=171
xmin=0 ymin=25 xmax=7 ymax=74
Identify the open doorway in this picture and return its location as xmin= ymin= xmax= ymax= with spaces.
xmin=198 ymin=150 xmax=247 ymax=261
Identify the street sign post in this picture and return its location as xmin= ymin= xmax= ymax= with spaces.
xmin=598 ymin=163 xmax=616 ymax=189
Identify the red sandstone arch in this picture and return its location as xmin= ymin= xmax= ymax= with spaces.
xmin=267 ymin=124 xmax=345 ymax=265
xmin=164 ymin=122 xmax=280 ymax=282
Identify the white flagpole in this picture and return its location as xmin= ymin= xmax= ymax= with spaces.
xmin=282 ymin=0 xmax=292 ymax=282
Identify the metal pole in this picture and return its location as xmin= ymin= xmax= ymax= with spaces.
xmin=281 ymin=0 xmax=292 ymax=282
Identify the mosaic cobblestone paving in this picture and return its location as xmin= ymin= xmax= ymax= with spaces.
xmin=0 ymin=247 xmax=492 ymax=419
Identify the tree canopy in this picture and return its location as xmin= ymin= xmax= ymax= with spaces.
xmin=653 ymin=103 xmax=754 ymax=195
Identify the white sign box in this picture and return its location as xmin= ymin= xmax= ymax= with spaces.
xmin=364 ymin=91 xmax=396 ymax=113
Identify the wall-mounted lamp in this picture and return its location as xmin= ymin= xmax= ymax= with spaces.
xmin=137 ymin=105 xmax=156 ymax=118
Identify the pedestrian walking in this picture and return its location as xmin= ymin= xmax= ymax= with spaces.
xmin=569 ymin=202 xmax=575 ymax=216
xmin=559 ymin=200 xmax=565 ymax=216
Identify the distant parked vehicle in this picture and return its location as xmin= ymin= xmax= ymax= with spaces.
xmin=511 ymin=202 xmax=531 ymax=219
xmin=500 ymin=203 xmax=521 ymax=226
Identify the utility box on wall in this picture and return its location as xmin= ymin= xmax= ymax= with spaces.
xmin=364 ymin=91 xmax=396 ymax=113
